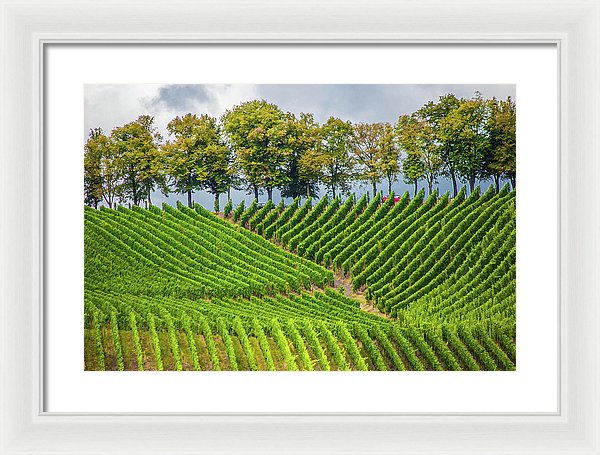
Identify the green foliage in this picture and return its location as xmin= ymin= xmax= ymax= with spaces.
xmin=397 ymin=114 xmax=443 ymax=195
xmin=239 ymin=199 xmax=258 ymax=227
xmin=110 ymin=310 xmax=124 ymax=371
xmin=486 ymin=97 xmax=516 ymax=188
xmin=300 ymin=117 xmax=355 ymax=199
xmin=223 ymin=199 xmax=233 ymax=218
xmin=147 ymin=314 xmax=164 ymax=371
xmin=84 ymin=128 xmax=108 ymax=208
xmin=232 ymin=200 xmax=245 ymax=222
xmin=233 ymin=317 xmax=258 ymax=371
xmin=84 ymin=128 xmax=120 ymax=208
xmin=297 ymin=319 xmax=330 ymax=371
xmin=129 ymin=311 xmax=144 ymax=371
xmin=416 ymin=93 xmax=462 ymax=195
xmin=221 ymin=100 xmax=290 ymax=200
xmin=269 ymin=319 xmax=298 ymax=371
xmin=444 ymin=93 xmax=490 ymax=192
xmin=280 ymin=113 xmax=321 ymax=199
xmin=351 ymin=122 xmax=399 ymax=197
xmin=92 ymin=309 xmax=105 ymax=371
xmin=182 ymin=314 xmax=201 ymax=371
xmin=217 ymin=317 xmax=238 ymax=370
xmin=163 ymin=113 xmax=232 ymax=207
xmin=111 ymin=116 xmax=165 ymax=206
xmin=199 ymin=316 xmax=221 ymax=371
xmin=164 ymin=312 xmax=183 ymax=371
xmin=252 ymin=317 xmax=275 ymax=371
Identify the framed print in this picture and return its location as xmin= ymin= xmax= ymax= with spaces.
xmin=46 ymin=45 xmax=555 ymax=414
xmin=1 ymin=0 xmax=599 ymax=454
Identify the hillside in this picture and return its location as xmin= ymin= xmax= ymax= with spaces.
xmin=231 ymin=185 xmax=516 ymax=327
xmin=84 ymin=189 xmax=516 ymax=371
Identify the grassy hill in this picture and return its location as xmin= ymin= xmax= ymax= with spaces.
xmin=84 ymin=187 xmax=516 ymax=371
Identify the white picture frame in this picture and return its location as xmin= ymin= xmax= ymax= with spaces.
xmin=1 ymin=0 xmax=598 ymax=453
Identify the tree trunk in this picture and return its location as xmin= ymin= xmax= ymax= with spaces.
xmin=469 ymin=176 xmax=476 ymax=194
xmin=372 ymin=180 xmax=377 ymax=198
xmin=332 ymin=185 xmax=336 ymax=199
xmin=428 ymin=178 xmax=433 ymax=196
xmin=387 ymin=177 xmax=392 ymax=195
xmin=227 ymin=186 xmax=231 ymax=202
xmin=494 ymin=174 xmax=500 ymax=193
xmin=451 ymin=173 xmax=458 ymax=197
xmin=147 ymin=191 xmax=152 ymax=207
xmin=413 ymin=180 xmax=418 ymax=197
xmin=267 ymin=187 xmax=273 ymax=201
xmin=132 ymin=178 xmax=139 ymax=206
xmin=214 ymin=193 xmax=220 ymax=212
xmin=187 ymin=190 xmax=192 ymax=208
xmin=253 ymin=184 xmax=259 ymax=201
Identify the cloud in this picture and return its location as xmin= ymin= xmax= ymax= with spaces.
xmin=85 ymin=84 xmax=260 ymax=140
xmin=256 ymin=84 xmax=516 ymax=125
xmin=85 ymin=83 xmax=515 ymax=140
xmin=147 ymin=84 xmax=212 ymax=111
xmin=84 ymin=84 xmax=163 ymax=138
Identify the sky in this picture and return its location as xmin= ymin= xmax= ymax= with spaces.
xmin=84 ymin=84 xmax=516 ymax=208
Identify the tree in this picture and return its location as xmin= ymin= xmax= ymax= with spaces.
xmin=318 ymin=117 xmax=355 ymax=198
xmin=298 ymin=146 xmax=325 ymax=198
xmin=485 ymin=96 xmax=516 ymax=190
xmin=221 ymin=100 xmax=290 ymax=201
xmin=111 ymin=117 xmax=164 ymax=207
xmin=414 ymin=117 xmax=443 ymax=195
xmin=351 ymin=122 xmax=385 ymax=197
xmin=280 ymin=113 xmax=321 ymax=199
xmin=397 ymin=114 xmax=443 ymax=195
xmin=163 ymin=113 xmax=224 ymax=208
xmin=84 ymin=128 xmax=121 ymax=208
xmin=418 ymin=94 xmax=462 ymax=196
xmin=397 ymin=115 xmax=425 ymax=196
xmin=133 ymin=115 xmax=167 ymax=206
xmin=379 ymin=122 xmax=401 ymax=194
xmin=201 ymin=142 xmax=235 ymax=212
xmin=83 ymin=128 xmax=106 ymax=208
xmin=446 ymin=93 xmax=490 ymax=193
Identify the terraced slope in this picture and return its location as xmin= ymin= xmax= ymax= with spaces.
xmin=84 ymin=194 xmax=516 ymax=371
xmin=232 ymin=184 xmax=516 ymax=329
xmin=85 ymin=203 xmax=332 ymax=299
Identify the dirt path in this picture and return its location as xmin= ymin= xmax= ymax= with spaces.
xmin=217 ymin=214 xmax=391 ymax=320
xmin=333 ymin=271 xmax=391 ymax=320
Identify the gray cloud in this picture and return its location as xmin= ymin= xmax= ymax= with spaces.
xmin=256 ymin=84 xmax=515 ymax=124
xmin=147 ymin=84 xmax=213 ymax=111
xmin=86 ymin=83 xmax=515 ymax=139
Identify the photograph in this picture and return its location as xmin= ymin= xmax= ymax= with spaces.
xmin=83 ymin=83 xmax=516 ymax=371
xmin=5 ymin=0 xmax=600 ymax=450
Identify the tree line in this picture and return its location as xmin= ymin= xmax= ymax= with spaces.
xmin=84 ymin=92 xmax=515 ymax=211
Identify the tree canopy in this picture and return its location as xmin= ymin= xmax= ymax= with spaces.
xmin=163 ymin=113 xmax=231 ymax=208
xmin=221 ymin=100 xmax=290 ymax=201
xmin=84 ymin=92 xmax=516 ymax=210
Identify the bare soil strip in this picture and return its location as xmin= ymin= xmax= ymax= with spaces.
xmin=333 ymin=271 xmax=391 ymax=320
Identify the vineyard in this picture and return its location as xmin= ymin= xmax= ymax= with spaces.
xmin=84 ymin=185 xmax=516 ymax=371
